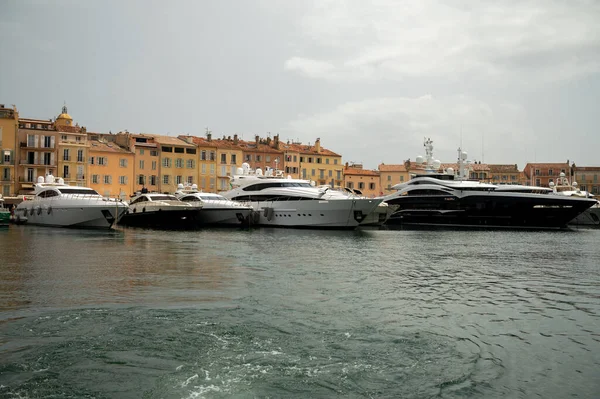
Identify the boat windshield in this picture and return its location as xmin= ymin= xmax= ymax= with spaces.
xmin=242 ymin=182 xmax=313 ymax=191
xmin=199 ymin=195 xmax=227 ymax=200
xmin=149 ymin=195 xmax=179 ymax=201
xmin=58 ymin=188 xmax=100 ymax=195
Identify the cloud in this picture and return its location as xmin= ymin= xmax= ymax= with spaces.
xmin=285 ymin=0 xmax=600 ymax=84
xmin=281 ymin=94 xmax=536 ymax=168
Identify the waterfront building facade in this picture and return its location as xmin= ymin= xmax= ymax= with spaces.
xmin=186 ymin=133 xmax=218 ymax=192
xmin=343 ymin=163 xmax=381 ymax=197
xmin=238 ymin=134 xmax=283 ymax=174
xmin=378 ymin=163 xmax=410 ymax=195
xmin=55 ymin=106 xmax=89 ymax=187
xmin=523 ymin=162 xmax=570 ymax=187
xmin=16 ymin=116 xmax=57 ymax=194
xmin=88 ymin=136 xmax=134 ymax=198
xmin=0 ymin=104 xmax=18 ymax=197
xmin=282 ymin=138 xmax=342 ymax=187
xmin=213 ymin=136 xmax=244 ymax=192
xmin=152 ymin=135 xmax=198 ymax=194
xmin=488 ymin=164 xmax=522 ymax=185
xmin=573 ymin=166 xmax=600 ymax=195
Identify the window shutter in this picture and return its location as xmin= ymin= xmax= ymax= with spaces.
xmin=51 ymin=136 xmax=55 ymax=148
xmin=51 ymin=152 xmax=55 ymax=165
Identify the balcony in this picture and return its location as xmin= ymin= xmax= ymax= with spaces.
xmin=63 ymin=156 xmax=71 ymax=161
xmin=76 ymin=174 xmax=85 ymax=180
xmin=19 ymin=160 xmax=57 ymax=167
xmin=77 ymin=157 xmax=85 ymax=163
xmin=0 ymin=176 xmax=12 ymax=182
xmin=19 ymin=142 xmax=55 ymax=149
xmin=18 ymin=177 xmax=35 ymax=183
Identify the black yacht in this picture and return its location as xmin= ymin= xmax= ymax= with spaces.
xmin=383 ymin=139 xmax=596 ymax=229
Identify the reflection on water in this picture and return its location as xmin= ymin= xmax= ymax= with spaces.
xmin=0 ymin=225 xmax=599 ymax=398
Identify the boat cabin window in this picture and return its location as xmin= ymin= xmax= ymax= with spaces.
xmin=148 ymin=195 xmax=178 ymax=201
xmin=200 ymin=195 xmax=227 ymax=201
xmin=37 ymin=190 xmax=60 ymax=198
xmin=407 ymin=189 xmax=455 ymax=196
xmin=130 ymin=197 xmax=147 ymax=204
xmin=181 ymin=195 xmax=201 ymax=202
xmin=242 ymin=182 xmax=313 ymax=191
xmin=58 ymin=188 xmax=100 ymax=195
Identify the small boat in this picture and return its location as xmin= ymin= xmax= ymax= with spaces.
xmin=175 ymin=184 xmax=254 ymax=226
xmin=14 ymin=175 xmax=128 ymax=229
xmin=119 ymin=193 xmax=202 ymax=229
xmin=0 ymin=195 xmax=10 ymax=227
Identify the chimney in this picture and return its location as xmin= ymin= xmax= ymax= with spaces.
xmin=233 ymin=134 xmax=239 ymax=145
xmin=207 ymin=132 xmax=212 ymax=142
xmin=255 ymin=135 xmax=259 ymax=145
xmin=273 ymin=134 xmax=280 ymax=149
xmin=315 ymin=137 xmax=321 ymax=153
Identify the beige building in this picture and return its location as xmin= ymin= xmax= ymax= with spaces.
xmin=378 ymin=163 xmax=410 ymax=194
xmin=0 ymin=104 xmax=19 ymax=197
xmin=213 ymin=136 xmax=244 ymax=192
xmin=281 ymin=138 xmax=343 ymax=186
xmin=16 ymin=116 xmax=57 ymax=194
xmin=523 ymin=162 xmax=570 ymax=187
xmin=488 ymin=164 xmax=522 ymax=185
xmin=573 ymin=166 xmax=600 ymax=195
xmin=187 ymin=133 xmax=218 ymax=192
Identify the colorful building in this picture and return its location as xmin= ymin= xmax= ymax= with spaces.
xmin=281 ymin=138 xmax=342 ymax=186
xmin=343 ymin=163 xmax=381 ymax=197
xmin=88 ymin=136 xmax=134 ymax=198
xmin=16 ymin=116 xmax=56 ymax=194
xmin=212 ymin=136 xmax=244 ymax=192
xmin=488 ymin=164 xmax=522 ymax=185
xmin=0 ymin=104 xmax=19 ymax=197
xmin=378 ymin=163 xmax=410 ymax=194
xmin=573 ymin=166 xmax=600 ymax=195
xmin=185 ymin=133 xmax=218 ymax=192
xmin=523 ymin=162 xmax=570 ymax=187
xmin=55 ymin=106 xmax=89 ymax=187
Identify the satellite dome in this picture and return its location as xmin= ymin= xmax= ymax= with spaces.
xmin=236 ymin=167 xmax=243 ymax=175
xmin=256 ymin=168 xmax=263 ymax=176
xmin=58 ymin=178 xmax=64 ymax=185
xmin=461 ymin=151 xmax=468 ymax=160
xmin=432 ymin=160 xmax=441 ymax=170
xmin=177 ymin=183 xmax=184 ymax=189
xmin=446 ymin=167 xmax=454 ymax=175
xmin=573 ymin=181 xmax=578 ymax=187
xmin=549 ymin=181 xmax=555 ymax=187
xmin=416 ymin=155 xmax=424 ymax=164
xmin=39 ymin=176 xmax=46 ymax=184
xmin=560 ymin=172 xmax=566 ymax=177
xmin=191 ymin=184 xmax=198 ymax=190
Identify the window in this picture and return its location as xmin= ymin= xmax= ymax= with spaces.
xmin=201 ymin=151 xmax=207 ymax=160
xmin=187 ymin=176 xmax=193 ymax=184
xmin=221 ymin=153 xmax=227 ymax=164
xmin=77 ymin=150 xmax=84 ymax=162
xmin=209 ymin=151 xmax=215 ymax=161
xmin=174 ymin=147 xmax=184 ymax=154
xmin=119 ymin=176 xmax=127 ymax=185
xmin=548 ymin=169 xmax=553 ymax=176
xmin=98 ymin=157 xmax=107 ymax=166
xmin=334 ymin=159 xmax=338 ymax=165
xmin=535 ymin=169 xmax=540 ymax=176
xmin=336 ymin=171 xmax=341 ymax=180
xmin=150 ymin=150 xmax=158 ymax=156
xmin=535 ymin=178 xmax=541 ymax=186
xmin=119 ymin=159 xmax=128 ymax=167
xmin=61 ymin=135 xmax=67 ymax=141
xmin=27 ymin=135 xmax=35 ymax=147
xmin=104 ymin=175 xmax=112 ymax=184
xmin=347 ymin=182 xmax=354 ymax=189
xmin=162 ymin=157 xmax=171 ymax=167
xmin=152 ymin=161 xmax=157 ymax=170
xmin=511 ymin=175 xmax=517 ymax=181
xmin=300 ymin=157 xmax=305 ymax=163
xmin=43 ymin=152 xmax=51 ymax=165
xmin=400 ymin=176 xmax=404 ymax=182
xmin=369 ymin=183 xmax=375 ymax=190
xmin=186 ymin=159 xmax=194 ymax=168
xmin=162 ymin=146 xmax=173 ymax=152
xmin=502 ymin=175 xmax=507 ymax=180
xmin=245 ymin=154 xmax=251 ymax=162
xmin=163 ymin=175 xmax=170 ymax=184
xmin=63 ymin=149 xmax=70 ymax=161
xmin=220 ymin=166 xmax=227 ymax=176
xmin=319 ymin=170 xmax=324 ymax=179
xmin=63 ymin=165 xmax=69 ymax=178
xmin=3 ymin=168 xmax=10 ymax=180
xmin=76 ymin=136 xmax=82 ymax=143
xmin=176 ymin=175 xmax=182 ymax=184
xmin=186 ymin=148 xmax=196 ymax=154
xmin=266 ymin=155 xmax=270 ymax=162
xmin=387 ymin=175 xmax=391 ymax=181
xmin=201 ymin=164 xmax=206 ymax=174
xmin=326 ymin=158 xmax=329 ymax=164
xmin=317 ymin=158 xmax=322 ymax=164
xmin=328 ymin=170 xmax=332 ymax=177
xmin=308 ymin=157 xmax=313 ymax=163
xmin=150 ymin=175 xmax=157 ymax=186
xmin=210 ymin=177 xmax=215 ymax=189
xmin=139 ymin=149 xmax=144 ymax=155
xmin=175 ymin=158 xmax=183 ymax=168
xmin=359 ymin=182 xmax=365 ymax=189
xmin=139 ymin=160 xmax=145 ymax=169
xmin=231 ymin=154 xmax=237 ymax=164
xmin=3 ymin=150 xmax=11 ymax=164
xmin=311 ymin=169 xmax=315 ymax=176
xmin=256 ymin=155 xmax=261 ymax=162
xmin=44 ymin=136 xmax=51 ymax=147
xmin=138 ymin=175 xmax=145 ymax=185
xmin=89 ymin=157 xmax=95 ymax=165
xmin=210 ymin=164 xmax=215 ymax=175
xmin=92 ymin=175 xmax=99 ymax=184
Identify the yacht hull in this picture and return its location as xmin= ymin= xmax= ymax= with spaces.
xmin=385 ymin=193 xmax=596 ymax=229
xmin=119 ymin=209 xmax=201 ymax=229
xmin=569 ymin=206 xmax=600 ymax=226
xmin=241 ymin=198 xmax=382 ymax=229
xmin=14 ymin=203 xmax=128 ymax=229
xmin=196 ymin=208 xmax=252 ymax=226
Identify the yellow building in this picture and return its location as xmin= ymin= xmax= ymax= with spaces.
xmin=0 ymin=104 xmax=19 ymax=197
xmin=16 ymin=116 xmax=57 ymax=194
xmin=282 ymin=138 xmax=343 ymax=186
xmin=55 ymin=106 xmax=89 ymax=187
xmin=488 ymin=164 xmax=522 ymax=185
xmin=238 ymin=134 xmax=284 ymax=173
xmin=573 ymin=166 xmax=600 ymax=195
xmin=88 ymin=136 xmax=134 ymax=198
xmin=184 ymin=133 xmax=218 ymax=192
xmin=343 ymin=163 xmax=381 ymax=196
xmin=213 ymin=136 xmax=244 ymax=192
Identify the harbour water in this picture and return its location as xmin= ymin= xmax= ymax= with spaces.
xmin=0 ymin=225 xmax=599 ymax=398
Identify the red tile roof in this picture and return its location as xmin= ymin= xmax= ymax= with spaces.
xmin=344 ymin=168 xmax=379 ymax=176
xmin=89 ymin=139 xmax=132 ymax=154
xmin=378 ymin=164 xmax=408 ymax=172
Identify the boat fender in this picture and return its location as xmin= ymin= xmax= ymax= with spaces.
xmin=48 ymin=206 xmax=52 ymax=215
xmin=37 ymin=207 xmax=42 ymax=215
xmin=142 ymin=207 xmax=146 ymax=213
xmin=30 ymin=208 xmax=34 ymax=216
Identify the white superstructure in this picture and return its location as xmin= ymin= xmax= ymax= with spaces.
xmin=14 ymin=175 xmax=128 ymax=229
xmin=175 ymin=184 xmax=253 ymax=226
xmin=220 ymin=164 xmax=382 ymax=229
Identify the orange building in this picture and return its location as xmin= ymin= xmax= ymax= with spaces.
xmin=488 ymin=164 xmax=522 ymax=185
xmin=88 ymin=136 xmax=134 ymax=198
xmin=113 ymin=132 xmax=161 ymax=193
xmin=238 ymin=134 xmax=284 ymax=173
xmin=54 ymin=106 xmax=89 ymax=187
xmin=523 ymin=162 xmax=570 ymax=187
xmin=212 ymin=136 xmax=244 ymax=192
xmin=343 ymin=163 xmax=381 ymax=197
xmin=378 ymin=163 xmax=410 ymax=194
xmin=281 ymin=138 xmax=343 ymax=186
xmin=16 ymin=116 xmax=57 ymax=194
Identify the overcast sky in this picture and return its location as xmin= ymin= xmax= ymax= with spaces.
xmin=2 ymin=0 xmax=599 ymax=169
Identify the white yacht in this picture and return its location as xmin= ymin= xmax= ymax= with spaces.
xmin=14 ymin=175 xmax=128 ymax=229
xmin=174 ymin=184 xmax=254 ymax=226
xmin=383 ymin=139 xmax=597 ymax=229
xmin=220 ymin=164 xmax=383 ymax=229
xmin=119 ymin=193 xmax=202 ymax=229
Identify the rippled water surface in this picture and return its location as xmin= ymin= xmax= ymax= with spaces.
xmin=1 ymin=225 xmax=599 ymax=398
